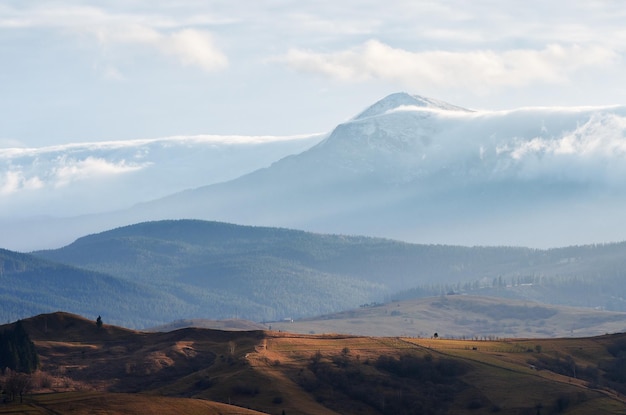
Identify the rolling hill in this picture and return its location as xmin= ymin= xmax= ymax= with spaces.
xmin=30 ymin=219 xmax=626 ymax=329
xmin=268 ymin=295 xmax=626 ymax=339
xmin=5 ymin=311 xmax=626 ymax=415
xmin=0 ymin=248 xmax=202 ymax=328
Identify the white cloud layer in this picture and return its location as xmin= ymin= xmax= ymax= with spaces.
xmin=365 ymin=102 xmax=626 ymax=187
xmin=0 ymin=170 xmax=43 ymax=196
xmin=277 ymin=40 xmax=617 ymax=91
xmin=52 ymin=157 xmax=148 ymax=188
xmin=500 ymin=112 xmax=626 ymax=184
xmin=0 ymin=133 xmax=322 ymax=215
xmin=0 ymin=156 xmax=148 ymax=195
xmin=0 ymin=134 xmax=319 ymax=193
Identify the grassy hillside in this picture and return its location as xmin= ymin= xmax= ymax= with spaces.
xmin=4 ymin=312 xmax=626 ymax=415
xmin=31 ymin=220 xmax=626 ymax=327
xmin=150 ymin=318 xmax=267 ymax=332
xmin=0 ymin=392 xmax=266 ymax=415
xmin=268 ymin=295 xmax=626 ymax=339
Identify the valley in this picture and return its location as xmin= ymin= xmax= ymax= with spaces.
xmin=2 ymin=93 xmax=626 ymax=413
xmin=4 ymin=0 xmax=626 ymax=411
xmin=1 ymin=218 xmax=625 ymax=337
xmin=16 ymin=219 xmax=626 ymax=329
xmin=269 ymin=295 xmax=626 ymax=339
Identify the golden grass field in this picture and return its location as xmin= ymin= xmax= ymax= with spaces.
xmin=0 ymin=391 xmax=267 ymax=414
xmin=268 ymin=295 xmax=626 ymax=339
xmin=1 ymin=309 xmax=626 ymax=414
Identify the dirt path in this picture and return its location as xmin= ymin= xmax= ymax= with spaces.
xmin=246 ymin=338 xmax=341 ymax=415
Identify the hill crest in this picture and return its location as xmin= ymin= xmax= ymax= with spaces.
xmin=32 ymin=219 xmax=626 ymax=328
xmin=6 ymin=310 xmax=626 ymax=415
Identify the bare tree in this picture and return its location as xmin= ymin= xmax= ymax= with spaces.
xmin=4 ymin=370 xmax=32 ymax=403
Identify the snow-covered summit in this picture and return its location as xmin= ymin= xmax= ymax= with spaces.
xmin=305 ymin=92 xmax=626 ymax=188
xmin=4 ymin=93 xmax=626 ymax=251
xmin=353 ymin=92 xmax=470 ymax=120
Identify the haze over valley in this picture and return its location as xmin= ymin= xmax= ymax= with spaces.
xmin=2 ymin=92 xmax=626 ymax=335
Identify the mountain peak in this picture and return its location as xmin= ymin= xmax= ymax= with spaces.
xmin=353 ymin=92 xmax=469 ymax=120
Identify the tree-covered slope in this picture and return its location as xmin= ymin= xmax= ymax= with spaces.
xmin=34 ymin=221 xmax=391 ymax=323
xmin=0 ymin=248 xmax=194 ymax=327
xmin=32 ymin=220 xmax=626 ymax=328
xmin=34 ymin=219 xmax=539 ymax=290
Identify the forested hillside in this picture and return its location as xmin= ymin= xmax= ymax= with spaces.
xmin=31 ymin=220 xmax=626 ymax=328
xmin=0 ymin=249 xmax=197 ymax=327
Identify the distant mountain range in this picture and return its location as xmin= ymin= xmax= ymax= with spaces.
xmin=3 ymin=92 xmax=626 ymax=250
xmin=0 ymin=219 xmax=618 ymax=328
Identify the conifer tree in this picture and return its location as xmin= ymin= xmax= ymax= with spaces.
xmin=0 ymin=320 xmax=39 ymax=373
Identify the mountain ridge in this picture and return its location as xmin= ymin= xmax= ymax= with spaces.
xmin=131 ymin=95 xmax=626 ymax=247
xmin=31 ymin=219 xmax=626 ymax=327
xmin=3 ymin=92 xmax=626 ymax=250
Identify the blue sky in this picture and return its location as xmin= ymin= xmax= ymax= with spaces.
xmin=1 ymin=0 xmax=625 ymax=147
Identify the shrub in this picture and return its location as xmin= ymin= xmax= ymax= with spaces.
xmin=467 ymin=399 xmax=483 ymax=410
xmin=231 ymin=382 xmax=259 ymax=396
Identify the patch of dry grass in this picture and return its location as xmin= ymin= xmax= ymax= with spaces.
xmin=0 ymin=392 xmax=266 ymax=415
xmin=6 ymin=311 xmax=626 ymax=415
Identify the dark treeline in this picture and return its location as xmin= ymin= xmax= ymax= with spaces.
xmin=299 ymin=350 xmax=472 ymax=415
xmin=0 ymin=320 xmax=38 ymax=373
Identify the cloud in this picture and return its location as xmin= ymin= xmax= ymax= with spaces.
xmin=275 ymin=40 xmax=617 ymax=92
xmin=0 ymin=170 xmax=44 ymax=195
xmin=161 ymin=29 xmax=228 ymax=71
xmin=501 ymin=113 xmax=626 ymax=184
xmin=510 ymin=114 xmax=626 ymax=159
xmin=0 ymin=155 xmax=148 ymax=195
xmin=91 ymin=22 xmax=228 ymax=73
xmin=0 ymin=4 xmax=228 ymax=73
xmin=0 ymin=133 xmax=322 ymax=197
xmin=51 ymin=157 xmax=148 ymax=187
xmin=0 ymin=133 xmax=322 ymax=159
xmin=345 ymin=101 xmax=626 ymax=187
